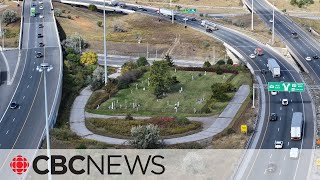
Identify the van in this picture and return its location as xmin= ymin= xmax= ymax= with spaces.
xmin=290 ymin=148 xmax=299 ymax=159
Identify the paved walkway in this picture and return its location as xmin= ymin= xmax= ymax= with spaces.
xmin=70 ymin=85 xmax=250 ymax=145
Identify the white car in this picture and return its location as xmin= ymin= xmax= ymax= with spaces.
xmin=271 ymin=91 xmax=277 ymax=95
xmin=183 ymin=18 xmax=189 ymax=21
xmin=249 ymin=54 xmax=256 ymax=59
xmin=282 ymin=99 xmax=288 ymax=106
xmin=39 ymin=1 xmax=43 ymax=4
xmin=269 ymin=19 xmax=273 ymax=23
xmin=290 ymin=148 xmax=299 ymax=159
xmin=39 ymin=5 xmax=43 ymax=10
xmin=306 ymin=57 xmax=312 ymax=61
xmin=39 ymin=15 xmax=43 ymax=18
xmin=274 ymin=141 xmax=283 ymax=149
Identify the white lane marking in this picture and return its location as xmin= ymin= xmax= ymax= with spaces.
xmin=12 ymin=118 xmax=15 ymax=122
xmin=270 ymin=154 xmax=272 ymax=159
xmin=291 ymin=99 xmax=292 ymax=102
xmin=279 ymin=169 xmax=282 ymax=175
xmin=27 ymin=85 xmax=29 ymax=88
xmin=6 ymin=130 xmax=9 ymax=135
xmin=288 ymin=142 xmax=290 ymax=146
xmin=34 ymin=62 xmax=35 ymax=64
xmin=292 ymin=108 xmax=294 ymax=112
xmin=18 ymin=106 xmax=21 ymax=109
xmin=280 ymin=107 xmax=282 ymax=110
xmin=30 ymin=76 xmax=32 ymax=78
xmin=284 ymin=154 xmax=286 ymax=160
xmin=280 ymin=117 xmax=282 ymax=121
xmin=33 ymin=68 xmax=34 ymax=71
xmin=278 ymin=128 xmax=280 ymax=132
xmin=23 ymin=96 xmax=25 ymax=99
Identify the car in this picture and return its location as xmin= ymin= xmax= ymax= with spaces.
xmin=206 ymin=28 xmax=213 ymax=33
xmin=32 ymin=3 xmax=36 ymax=7
xmin=269 ymin=19 xmax=273 ymax=23
xmin=9 ymin=101 xmax=19 ymax=109
xmin=270 ymin=113 xmax=277 ymax=121
xmin=39 ymin=15 xmax=44 ymax=18
xmin=313 ymin=55 xmax=319 ymax=59
xmin=37 ymin=33 xmax=43 ymax=38
xmin=190 ymin=17 xmax=197 ymax=21
xmin=131 ymin=7 xmax=138 ymax=11
xmin=261 ymin=69 xmax=267 ymax=74
xmin=39 ymin=1 xmax=43 ymax=4
xmin=290 ymin=148 xmax=299 ymax=159
xmin=39 ymin=42 xmax=45 ymax=47
xmin=39 ymin=24 xmax=44 ymax=28
xmin=36 ymin=52 xmax=43 ymax=58
xmin=306 ymin=57 xmax=312 ymax=61
xmin=274 ymin=141 xmax=283 ymax=149
xmin=183 ymin=17 xmax=189 ymax=21
xmin=39 ymin=5 xmax=43 ymax=10
xmin=282 ymin=99 xmax=288 ymax=106
xmin=291 ymin=32 xmax=298 ymax=38
xmin=271 ymin=91 xmax=277 ymax=95
xmin=266 ymin=162 xmax=276 ymax=173
xmin=249 ymin=54 xmax=256 ymax=59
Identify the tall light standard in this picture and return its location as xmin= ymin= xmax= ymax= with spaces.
xmin=251 ymin=0 xmax=254 ymax=31
xmin=272 ymin=1 xmax=275 ymax=45
xmin=36 ymin=63 xmax=53 ymax=180
xmin=104 ymin=0 xmax=108 ymax=85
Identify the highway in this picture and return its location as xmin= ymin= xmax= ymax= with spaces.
xmin=58 ymin=1 xmax=315 ymax=179
xmin=245 ymin=0 xmax=320 ymax=83
xmin=0 ymin=0 xmax=62 ymax=150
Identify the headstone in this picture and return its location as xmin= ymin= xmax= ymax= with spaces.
xmin=175 ymin=68 xmax=177 ymax=72
xmin=194 ymin=108 xmax=196 ymax=114
xmin=177 ymin=101 xmax=180 ymax=107
xmin=192 ymin=76 xmax=194 ymax=80
xmin=204 ymin=71 xmax=207 ymax=75
xmin=143 ymin=87 xmax=146 ymax=91
xmin=136 ymin=84 xmax=138 ymax=89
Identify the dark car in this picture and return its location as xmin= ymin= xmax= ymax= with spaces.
xmin=270 ymin=113 xmax=277 ymax=121
xmin=9 ymin=101 xmax=19 ymax=109
xmin=291 ymin=32 xmax=298 ymax=39
xmin=206 ymin=28 xmax=213 ymax=33
xmin=190 ymin=17 xmax=197 ymax=21
xmin=37 ymin=33 xmax=43 ymax=38
xmin=313 ymin=55 xmax=319 ymax=59
xmin=131 ymin=7 xmax=138 ymax=11
xmin=39 ymin=42 xmax=45 ymax=47
xmin=39 ymin=24 xmax=44 ymax=28
xmin=36 ymin=52 xmax=43 ymax=58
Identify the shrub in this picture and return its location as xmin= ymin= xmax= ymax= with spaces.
xmin=117 ymin=68 xmax=146 ymax=89
xmin=174 ymin=117 xmax=190 ymax=125
xmin=97 ymin=21 xmax=102 ymax=27
xmin=76 ymin=144 xmax=87 ymax=149
xmin=216 ymin=60 xmax=226 ymax=65
xmin=121 ymin=61 xmax=138 ymax=74
xmin=137 ymin=57 xmax=149 ymax=67
xmin=125 ymin=113 xmax=134 ymax=120
xmin=54 ymin=8 xmax=62 ymax=17
xmin=3 ymin=9 xmax=18 ymax=25
xmin=203 ymin=61 xmax=211 ymax=68
xmin=130 ymin=124 xmax=161 ymax=149
xmin=80 ymin=52 xmax=98 ymax=66
xmin=227 ymin=58 xmax=233 ymax=65
xmin=216 ymin=66 xmax=224 ymax=75
xmin=67 ymin=15 xmax=72 ymax=19
xmin=88 ymin=4 xmax=97 ymax=11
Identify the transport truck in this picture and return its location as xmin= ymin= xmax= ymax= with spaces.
xmin=201 ymin=20 xmax=218 ymax=32
xmin=157 ymin=8 xmax=176 ymax=18
xmin=267 ymin=58 xmax=281 ymax=78
xmin=291 ymin=112 xmax=303 ymax=140
xmin=109 ymin=0 xmax=119 ymax=6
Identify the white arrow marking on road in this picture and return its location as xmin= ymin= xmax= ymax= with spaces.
xmin=292 ymin=108 xmax=294 ymax=112
xmin=23 ymin=96 xmax=25 ymax=99
xmin=280 ymin=107 xmax=282 ymax=110
xmin=27 ymin=85 xmax=29 ymax=88
xmin=30 ymin=76 xmax=32 ymax=78
xmin=6 ymin=130 xmax=9 ymax=135
xmin=280 ymin=117 xmax=281 ymax=121
xmin=288 ymin=142 xmax=290 ymax=146
xmin=12 ymin=118 xmax=15 ymax=122
xmin=278 ymin=128 xmax=279 ymax=132
xmin=270 ymin=154 xmax=272 ymax=159
xmin=279 ymin=169 xmax=282 ymax=175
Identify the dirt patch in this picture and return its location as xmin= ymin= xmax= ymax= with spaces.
xmin=54 ymin=2 xmax=226 ymax=61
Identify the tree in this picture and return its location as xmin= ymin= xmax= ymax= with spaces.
xmin=203 ymin=61 xmax=211 ymax=68
xmin=211 ymin=82 xmax=234 ymax=101
xmin=130 ymin=124 xmax=160 ymax=149
xmin=66 ymin=53 xmax=80 ymax=63
xmin=216 ymin=60 xmax=226 ymax=65
xmin=80 ymin=52 xmax=98 ymax=66
xmin=2 ymin=9 xmax=18 ymax=25
xmin=163 ymin=54 xmax=174 ymax=67
xmin=121 ymin=61 xmax=137 ymax=74
xmin=137 ymin=57 xmax=149 ymax=67
xmin=54 ymin=8 xmax=62 ymax=17
xmin=61 ymin=35 xmax=87 ymax=54
xmin=149 ymin=60 xmax=172 ymax=98
xmin=227 ymin=58 xmax=233 ymax=65
xmin=90 ymin=66 xmax=105 ymax=90
xmin=88 ymin=4 xmax=97 ymax=11
xmin=97 ymin=21 xmax=102 ymax=27
xmin=112 ymin=20 xmax=127 ymax=32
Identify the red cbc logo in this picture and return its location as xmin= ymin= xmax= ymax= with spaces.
xmin=10 ymin=155 xmax=30 ymax=175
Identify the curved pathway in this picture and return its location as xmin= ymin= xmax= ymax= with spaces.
xmin=70 ymin=85 xmax=249 ymax=145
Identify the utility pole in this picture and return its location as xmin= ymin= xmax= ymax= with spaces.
xmin=272 ymin=1 xmax=275 ymax=45
xmin=36 ymin=63 xmax=53 ymax=180
xmin=252 ymin=85 xmax=255 ymax=108
xmin=79 ymin=35 xmax=81 ymax=54
xmin=171 ymin=10 xmax=174 ymax=24
xmin=251 ymin=0 xmax=254 ymax=31
xmin=146 ymin=42 xmax=149 ymax=58
xmin=104 ymin=0 xmax=108 ymax=85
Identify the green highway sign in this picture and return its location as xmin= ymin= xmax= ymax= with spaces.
xmin=183 ymin=8 xmax=197 ymax=13
xmin=268 ymin=82 xmax=305 ymax=92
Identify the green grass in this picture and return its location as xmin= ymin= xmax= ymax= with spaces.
xmin=89 ymin=71 xmax=237 ymax=116
xmin=85 ymin=117 xmax=202 ymax=139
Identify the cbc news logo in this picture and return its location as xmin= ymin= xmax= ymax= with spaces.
xmin=10 ymin=155 xmax=30 ymax=175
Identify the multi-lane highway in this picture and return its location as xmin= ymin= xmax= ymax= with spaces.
xmin=57 ymin=1 xmax=315 ymax=179
xmin=0 ymin=0 xmax=62 ymax=150
xmin=246 ymin=0 xmax=320 ymax=83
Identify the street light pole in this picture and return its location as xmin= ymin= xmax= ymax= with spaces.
xmin=104 ymin=0 xmax=108 ymax=85
xmin=36 ymin=63 xmax=53 ymax=180
xmin=272 ymin=1 xmax=275 ymax=45
xmin=251 ymin=0 xmax=254 ymax=31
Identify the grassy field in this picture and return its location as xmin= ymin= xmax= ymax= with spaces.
xmin=0 ymin=0 xmax=21 ymax=48
xmin=53 ymin=2 xmax=226 ymax=61
xmin=86 ymin=117 xmax=202 ymax=139
xmin=270 ymin=0 xmax=320 ymax=14
xmin=88 ymin=70 xmax=251 ymax=116
xmin=291 ymin=17 xmax=320 ymax=40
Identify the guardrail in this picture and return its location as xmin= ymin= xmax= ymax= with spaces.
xmin=18 ymin=0 xmax=25 ymax=49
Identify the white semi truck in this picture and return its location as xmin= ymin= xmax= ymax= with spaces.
xmin=157 ymin=8 xmax=176 ymax=18
xmin=291 ymin=112 xmax=303 ymax=140
xmin=267 ymin=58 xmax=281 ymax=78
xmin=201 ymin=20 xmax=218 ymax=32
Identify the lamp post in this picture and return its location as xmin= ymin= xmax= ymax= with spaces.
xmin=104 ymin=0 xmax=108 ymax=85
xmin=36 ymin=63 xmax=53 ymax=180
xmin=272 ymin=1 xmax=275 ymax=45
xmin=251 ymin=0 xmax=254 ymax=31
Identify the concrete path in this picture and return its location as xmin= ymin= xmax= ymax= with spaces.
xmin=70 ymin=85 xmax=250 ymax=145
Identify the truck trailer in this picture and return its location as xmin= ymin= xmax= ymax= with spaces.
xmin=157 ymin=8 xmax=176 ymax=17
xmin=267 ymin=58 xmax=281 ymax=78
xmin=291 ymin=112 xmax=303 ymax=140
xmin=201 ymin=20 xmax=218 ymax=32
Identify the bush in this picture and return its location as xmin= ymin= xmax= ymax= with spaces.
xmin=174 ymin=117 xmax=190 ymax=125
xmin=88 ymin=4 xmax=97 ymax=11
xmin=125 ymin=113 xmax=134 ymax=120
xmin=130 ymin=124 xmax=161 ymax=149
xmin=76 ymin=144 xmax=87 ymax=149
xmin=3 ymin=9 xmax=18 ymax=25
xmin=216 ymin=60 xmax=226 ymax=65
xmin=203 ymin=61 xmax=211 ymax=68
xmin=163 ymin=54 xmax=174 ymax=67
xmin=97 ymin=21 xmax=102 ymax=27
xmin=67 ymin=15 xmax=72 ymax=19
xmin=121 ymin=61 xmax=138 ymax=74
xmin=80 ymin=52 xmax=98 ymax=66
xmin=137 ymin=57 xmax=149 ymax=67
xmin=117 ymin=68 xmax=146 ymax=89
xmin=54 ymin=8 xmax=62 ymax=17
xmin=86 ymin=81 xmax=119 ymax=109
xmin=216 ymin=66 xmax=223 ymax=75
xmin=227 ymin=58 xmax=233 ymax=65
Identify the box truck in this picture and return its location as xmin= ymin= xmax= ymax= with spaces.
xmin=201 ymin=20 xmax=218 ymax=32
xmin=157 ymin=8 xmax=176 ymax=17
xmin=267 ymin=58 xmax=281 ymax=78
xmin=291 ymin=112 xmax=303 ymax=140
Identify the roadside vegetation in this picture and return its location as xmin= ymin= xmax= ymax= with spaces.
xmin=291 ymin=17 xmax=320 ymax=40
